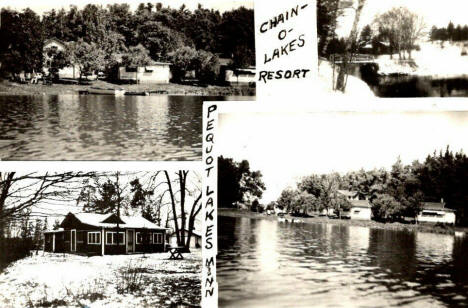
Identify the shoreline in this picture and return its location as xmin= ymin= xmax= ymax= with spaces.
xmin=0 ymin=80 xmax=256 ymax=97
xmin=218 ymin=208 xmax=468 ymax=236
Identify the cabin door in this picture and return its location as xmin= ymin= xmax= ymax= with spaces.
xmin=127 ymin=230 xmax=134 ymax=253
xmin=71 ymin=230 xmax=76 ymax=252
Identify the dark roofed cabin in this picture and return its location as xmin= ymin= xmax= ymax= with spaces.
xmin=44 ymin=212 xmax=167 ymax=256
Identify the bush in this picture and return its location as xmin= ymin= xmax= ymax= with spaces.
xmin=169 ymin=46 xmax=198 ymax=82
xmin=0 ymin=237 xmax=33 ymax=271
xmin=194 ymin=50 xmax=220 ymax=84
xmin=170 ymin=47 xmax=220 ymax=84
xmin=116 ymin=259 xmax=146 ymax=294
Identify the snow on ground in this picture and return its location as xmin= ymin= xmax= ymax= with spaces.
xmin=0 ymin=251 xmax=201 ymax=308
xmin=318 ymin=60 xmax=376 ymax=98
xmin=376 ymin=41 xmax=468 ymax=78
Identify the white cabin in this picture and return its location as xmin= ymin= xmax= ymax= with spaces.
xmin=118 ymin=63 xmax=171 ymax=84
xmin=349 ymin=200 xmax=372 ymax=220
xmin=225 ymin=67 xmax=255 ymax=85
xmin=43 ymin=39 xmax=81 ymax=79
xmin=417 ymin=201 xmax=456 ymax=225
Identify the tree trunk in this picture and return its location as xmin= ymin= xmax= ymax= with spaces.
xmin=185 ymin=193 xmax=202 ymax=253
xmin=0 ymin=172 xmax=16 ymax=241
xmin=320 ymin=0 xmax=341 ymax=57
xmin=336 ymin=0 xmax=367 ymax=92
xmin=164 ymin=171 xmax=181 ymax=246
xmin=178 ymin=171 xmax=188 ymax=249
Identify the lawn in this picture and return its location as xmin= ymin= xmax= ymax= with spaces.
xmin=0 ymin=251 xmax=201 ymax=308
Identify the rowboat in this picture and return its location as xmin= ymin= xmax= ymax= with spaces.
xmin=278 ymin=213 xmax=286 ymax=222
xmin=88 ymin=87 xmax=126 ymax=96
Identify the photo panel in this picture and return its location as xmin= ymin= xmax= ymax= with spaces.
xmin=317 ymin=0 xmax=468 ymax=98
xmin=0 ymin=0 xmax=255 ymax=161
xmin=205 ymin=101 xmax=468 ymax=308
xmin=0 ymin=161 xmax=204 ymax=308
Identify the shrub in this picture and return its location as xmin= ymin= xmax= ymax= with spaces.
xmin=194 ymin=50 xmax=220 ymax=84
xmin=170 ymin=48 xmax=220 ymax=84
xmin=116 ymin=259 xmax=146 ymax=294
xmin=0 ymin=237 xmax=33 ymax=271
xmin=169 ymin=46 xmax=198 ymax=82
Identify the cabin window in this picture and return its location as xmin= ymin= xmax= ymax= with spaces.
xmin=125 ymin=67 xmax=137 ymax=73
xmin=88 ymin=232 xmax=101 ymax=245
xmin=136 ymin=232 xmax=143 ymax=244
xmin=421 ymin=211 xmax=444 ymax=217
xmin=106 ymin=231 xmax=125 ymax=245
xmin=353 ymin=210 xmax=360 ymax=214
xmin=153 ymin=233 xmax=163 ymax=244
xmin=144 ymin=67 xmax=154 ymax=73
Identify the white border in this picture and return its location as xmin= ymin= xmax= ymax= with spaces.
xmin=201 ymin=102 xmax=218 ymax=308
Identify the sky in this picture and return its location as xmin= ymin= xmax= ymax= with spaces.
xmin=218 ymin=111 xmax=468 ymax=203
xmin=0 ymin=0 xmax=253 ymax=15
xmin=336 ymin=0 xmax=468 ymax=37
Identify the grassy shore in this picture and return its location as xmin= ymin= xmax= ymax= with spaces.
xmin=219 ymin=208 xmax=468 ymax=236
xmin=0 ymin=79 xmax=256 ymax=96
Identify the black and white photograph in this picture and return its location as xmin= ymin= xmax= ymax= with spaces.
xmin=216 ymin=109 xmax=468 ymax=308
xmin=317 ymin=0 xmax=468 ymax=97
xmin=0 ymin=0 xmax=254 ymax=160
xmin=0 ymin=169 xmax=202 ymax=307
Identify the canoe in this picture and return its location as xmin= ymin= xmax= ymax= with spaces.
xmin=125 ymin=91 xmax=150 ymax=96
xmin=88 ymin=87 xmax=126 ymax=96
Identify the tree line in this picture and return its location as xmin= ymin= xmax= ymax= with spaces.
xmin=0 ymin=3 xmax=254 ymax=83
xmin=273 ymin=147 xmax=468 ymax=226
xmin=430 ymin=22 xmax=468 ymax=42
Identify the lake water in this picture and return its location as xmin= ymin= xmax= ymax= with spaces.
xmin=374 ymin=76 xmax=468 ymax=97
xmin=0 ymin=95 xmax=252 ymax=160
xmin=218 ymin=216 xmax=468 ymax=308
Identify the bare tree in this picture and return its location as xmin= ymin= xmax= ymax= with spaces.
xmin=401 ymin=9 xmax=425 ymax=59
xmin=0 ymin=172 xmax=94 ymax=240
xmin=336 ymin=0 xmax=367 ymax=92
xmin=374 ymin=7 xmax=425 ymax=60
xmin=160 ymin=171 xmax=201 ymax=252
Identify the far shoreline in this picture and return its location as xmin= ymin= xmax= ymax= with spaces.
xmin=218 ymin=208 xmax=468 ymax=236
xmin=0 ymin=80 xmax=256 ymax=97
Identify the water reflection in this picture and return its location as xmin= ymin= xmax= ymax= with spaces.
xmin=0 ymin=95 xmax=251 ymax=160
xmin=218 ymin=216 xmax=468 ymax=308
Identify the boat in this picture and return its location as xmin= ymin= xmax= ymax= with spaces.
xmin=277 ymin=213 xmax=286 ymax=223
xmin=125 ymin=91 xmax=150 ymax=96
xmin=88 ymin=87 xmax=126 ymax=96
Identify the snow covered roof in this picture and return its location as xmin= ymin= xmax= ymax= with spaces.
xmin=68 ymin=212 xmax=167 ymax=230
